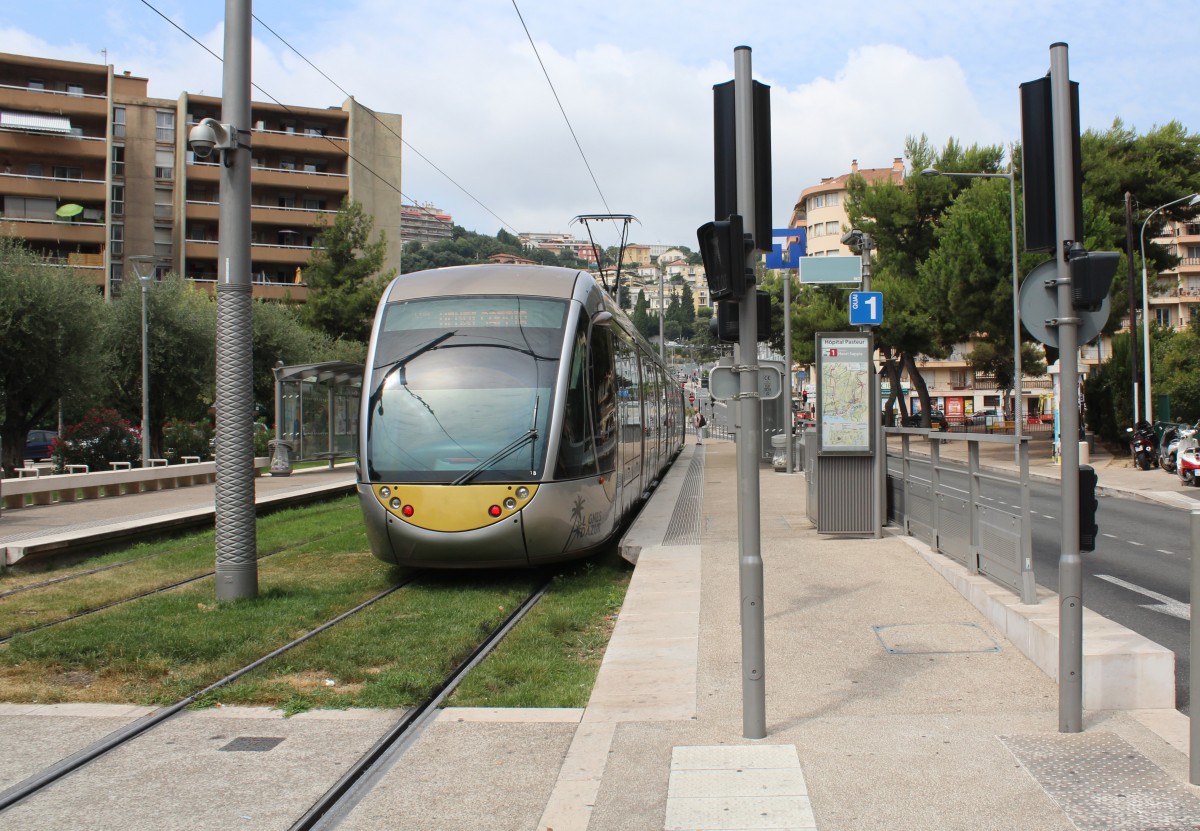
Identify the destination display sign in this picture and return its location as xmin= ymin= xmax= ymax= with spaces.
xmin=815 ymin=332 xmax=873 ymax=454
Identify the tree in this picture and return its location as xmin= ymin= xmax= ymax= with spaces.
xmin=250 ymin=300 xmax=348 ymax=421
xmin=302 ymin=199 xmax=396 ymax=343
xmin=0 ymin=236 xmax=109 ymax=476
xmin=632 ymin=290 xmax=655 ymax=340
xmin=102 ymin=274 xmax=216 ymax=457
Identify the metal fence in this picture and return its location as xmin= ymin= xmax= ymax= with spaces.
xmin=883 ymin=427 xmax=1035 ymax=604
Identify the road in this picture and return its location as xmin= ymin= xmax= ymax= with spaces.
xmin=964 ymin=474 xmax=1192 ymax=714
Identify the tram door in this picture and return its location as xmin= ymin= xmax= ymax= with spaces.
xmin=615 ymin=332 xmax=642 ymax=512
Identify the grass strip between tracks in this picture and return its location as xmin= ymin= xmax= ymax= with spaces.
xmin=0 ymin=498 xmax=634 ymax=712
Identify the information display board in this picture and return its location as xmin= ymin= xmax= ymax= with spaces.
xmin=815 ymin=332 xmax=874 ymax=454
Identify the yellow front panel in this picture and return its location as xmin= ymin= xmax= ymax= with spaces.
xmin=372 ymin=484 xmax=538 ymax=532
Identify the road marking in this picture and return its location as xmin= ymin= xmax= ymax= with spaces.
xmin=1040 ymin=514 xmax=1056 ymax=520
xmin=1128 ymin=541 xmax=1145 ymax=546
xmin=1102 ymin=533 xmax=1117 ymax=538
xmin=1096 ymin=574 xmax=1190 ymax=621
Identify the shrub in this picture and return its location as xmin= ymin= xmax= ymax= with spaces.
xmin=162 ymin=418 xmax=214 ymax=463
xmin=53 ymin=408 xmax=140 ymax=471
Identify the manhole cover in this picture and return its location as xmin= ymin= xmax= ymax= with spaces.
xmin=872 ymin=623 xmax=1000 ymax=654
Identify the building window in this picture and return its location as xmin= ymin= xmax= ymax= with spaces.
xmin=827 ymin=193 xmax=839 ymax=206
xmin=113 ymin=106 xmax=126 ymax=139
xmin=810 ymin=195 xmax=824 ymax=210
xmin=154 ymin=225 xmax=172 ymax=258
xmin=303 ymin=197 xmax=325 ymax=210
xmin=67 ymin=83 xmax=84 ymax=97
xmin=111 ymin=184 xmax=124 ymax=216
xmin=154 ymin=149 xmax=174 ymax=180
xmin=52 ymin=166 xmax=82 ymax=180
xmin=279 ymin=158 xmax=296 ymax=171
xmin=112 ymin=146 xmax=125 ymax=178
xmin=26 ymin=162 xmax=42 ymax=177
xmin=111 ymin=223 xmax=124 ymax=256
xmin=154 ymin=186 xmax=172 ymax=220
xmin=825 ymin=221 xmax=839 ymax=235
xmin=278 ymin=193 xmax=296 ymax=208
xmin=1155 ymin=307 xmax=1171 ymax=327
xmin=155 ymin=110 xmax=175 ymax=143
xmin=28 ymin=78 xmax=44 ymax=90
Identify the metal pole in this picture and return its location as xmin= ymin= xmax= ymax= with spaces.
xmin=140 ymin=279 xmax=151 ymax=467
xmin=783 ymin=267 xmax=793 ymax=472
xmin=734 ymin=45 xmax=766 ymax=740
xmin=213 ymin=0 xmax=257 ymax=600
xmin=860 ymin=237 xmax=882 ymax=539
xmin=1009 ymin=167 xmax=1023 ymax=455
xmin=1050 ymin=41 xmax=1082 ymax=733
xmin=659 ymin=266 xmax=665 ymax=362
xmin=1125 ymin=192 xmax=1140 ymax=425
xmin=1191 ymin=507 xmax=1200 ymax=785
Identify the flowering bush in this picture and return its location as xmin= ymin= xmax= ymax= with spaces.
xmin=162 ymin=418 xmax=214 ymax=463
xmin=52 ymin=409 xmax=140 ymax=471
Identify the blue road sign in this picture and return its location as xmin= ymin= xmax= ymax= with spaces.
xmin=849 ymin=291 xmax=883 ymax=326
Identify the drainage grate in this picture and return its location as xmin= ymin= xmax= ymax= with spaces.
xmin=663 ymin=451 xmax=704 ymax=546
xmin=1001 ymin=732 xmax=1200 ymax=829
xmin=219 ymin=736 xmax=285 ymax=752
xmin=872 ymin=623 xmax=1001 ymax=655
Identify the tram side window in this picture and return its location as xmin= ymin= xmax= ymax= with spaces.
xmin=556 ymin=322 xmax=597 ymax=479
xmin=589 ymin=325 xmax=618 ymax=473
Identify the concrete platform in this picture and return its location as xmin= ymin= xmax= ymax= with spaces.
xmin=0 ymin=439 xmax=1195 ymax=830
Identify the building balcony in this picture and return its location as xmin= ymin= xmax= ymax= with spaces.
xmin=46 ymin=253 xmax=105 ymax=288
xmin=0 ymin=216 xmax=104 ymax=245
xmin=184 ymin=274 xmax=310 ymax=303
xmin=0 ymin=131 xmax=106 ymax=159
xmin=0 ymin=84 xmax=109 ymax=118
xmin=187 ymin=161 xmax=350 ymax=195
xmin=185 ymin=199 xmax=336 ymax=229
xmin=0 ymin=172 xmax=105 ymax=202
xmin=248 ymin=127 xmax=349 ymax=155
xmin=186 ymin=238 xmax=312 ymax=267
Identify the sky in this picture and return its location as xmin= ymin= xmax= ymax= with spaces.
xmin=5 ymin=1 xmax=1197 ymax=252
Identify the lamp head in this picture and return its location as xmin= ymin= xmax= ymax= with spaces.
xmin=919 ymin=166 xmax=941 ymax=177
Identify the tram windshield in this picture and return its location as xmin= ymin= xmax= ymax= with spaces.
xmin=366 ymin=296 xmax=567 ymax=483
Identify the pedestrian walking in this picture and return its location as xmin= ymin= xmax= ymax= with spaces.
xmin=694 ymin=409 xmax=707 ymax=444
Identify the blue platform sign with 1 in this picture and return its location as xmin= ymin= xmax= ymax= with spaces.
xmin=849 ymin=291 xmax=883 ymax=326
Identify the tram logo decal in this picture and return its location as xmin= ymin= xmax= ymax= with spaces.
xmin=568 ymin=495 xmax=604 ymax=541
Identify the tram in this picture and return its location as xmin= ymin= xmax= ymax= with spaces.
xmin=358 ymin=264 xmax=685 ymax=568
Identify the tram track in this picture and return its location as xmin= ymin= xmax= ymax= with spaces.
xmin=0 ymin=573 xmax=423 ymax=813
xmin=289 ymin=578 xmax=551 ymax=831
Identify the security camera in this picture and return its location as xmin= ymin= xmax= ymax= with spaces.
xmin=188 ymin=120 xmax=219 ymax=159
xmin=187 ymin=118 xmax=237 ymax=161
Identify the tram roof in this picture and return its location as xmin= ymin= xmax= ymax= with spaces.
xmin=384 ymin=264 xmax=588 ymax=304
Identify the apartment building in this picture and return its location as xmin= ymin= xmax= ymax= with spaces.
xmin=401 ymin=203 xmax=453 ymax=245
xmin=1147 ymin=217 xmax=1200 ymax=330
xmin=790 ymin=158 xmax=905 ymax=256
xmin=0 ymin=51 xmax=402 ymax=302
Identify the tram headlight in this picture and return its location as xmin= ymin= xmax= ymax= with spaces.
xmin=390 ymin=497 xmax=401 ymax=509
xmin=515 ymin=487 xmax=529 ymax=499
xmin=380 ymin=487 xmax=391 ymax=499
xmin=503 ymin=497 xmax=517 ymax=510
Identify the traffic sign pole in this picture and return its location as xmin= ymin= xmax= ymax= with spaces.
xmin=1050 ymin=42 xmax=1083 ymax=734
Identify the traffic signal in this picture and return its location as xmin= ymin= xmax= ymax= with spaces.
xmin=711 ymin=292 xmax=771 ymax=342
xmin=697 ymin=214 xmax=754 ymax=301
xmin=1078 ymin=464 xmax=1098 ymax=551
xmin=1020 ymin=76 xmax=1082 ymax=253
xmin=1068 ymin=245 xmax=1119 ymax=312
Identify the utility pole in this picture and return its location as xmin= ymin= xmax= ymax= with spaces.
xmin=1050 ymin=42 xmax=1083 ymax=732
xmin=1125 ymin=191 xmax=1140 ymax=425
xmin=733 ymin=45 xmax=766 ymax=740
xmin=213 ymin=0 xmax=258 ymax=600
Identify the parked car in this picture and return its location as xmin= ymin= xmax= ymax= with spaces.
xmin=24 ymin=429 xmax=58 ymax=461
xmin=905 ymin=410 xmax=949 ymax=430
xmin=965 ymin=410 xmax=1001 ymax=429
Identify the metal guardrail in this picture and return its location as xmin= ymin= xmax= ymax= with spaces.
xmin=883 ymin=428 xmax=1035 ymax=604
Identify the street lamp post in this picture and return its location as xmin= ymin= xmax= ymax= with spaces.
xmin=129 ymin=255 xmax=156 ymax=468
xmin=921 ymin=165 xmax=1022 ymax=448
xmin=1138 ymin=193 xmax=1200 ymax=423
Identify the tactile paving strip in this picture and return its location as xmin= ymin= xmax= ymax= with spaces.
xmin=662 ymin=450 xmax=704 ymax=546
xmin=1000 ymin=732 xmax=1200 ymax=829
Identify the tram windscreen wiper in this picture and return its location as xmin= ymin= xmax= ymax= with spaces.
xmin=452 ymin=395 xmax=540 ymax=486
xmin=368 ymin=330 xmax=458 ymax=414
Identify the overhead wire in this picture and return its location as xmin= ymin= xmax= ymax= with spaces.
xmin=138 ymin=0 xmax=518 ymax=235
xmin=509 ymin=0 xmax=620 ymax=252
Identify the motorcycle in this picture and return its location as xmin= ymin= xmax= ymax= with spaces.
xmin=1163 ymin=422 xmax=1198 ymax=474
xmin=1127 ymin=421 xmax=1157 ymax=471
xmin=1178 ymin=432 xmax=1200 ymax=486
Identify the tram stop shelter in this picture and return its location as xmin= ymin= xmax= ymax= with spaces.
xmin=272 ymin=361 xmax=362 ymax=471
